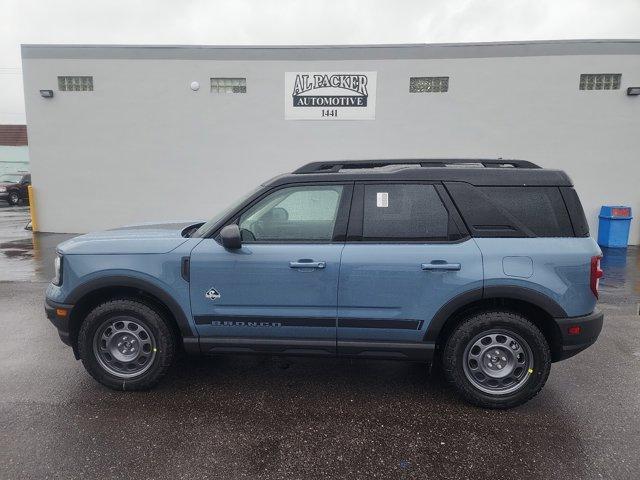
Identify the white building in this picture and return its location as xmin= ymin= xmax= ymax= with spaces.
xmin=21 ymin=40 xmax=640 ymax=244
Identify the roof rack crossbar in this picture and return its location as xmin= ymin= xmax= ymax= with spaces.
xmin=292 ymin=159 xmax=540 ymax=174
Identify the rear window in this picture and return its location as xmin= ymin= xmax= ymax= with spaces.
xmin=362 ymin=184 xmax=450 ymax=240
xmin=446 ymin=183 xmax=574 ymax=238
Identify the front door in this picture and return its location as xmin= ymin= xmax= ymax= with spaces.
xmin=190 ymin=183 xmax=352 ymax=356
xmin=337 ymin=182 xmax=483 ymax=359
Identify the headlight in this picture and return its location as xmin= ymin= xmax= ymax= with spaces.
xmin=53 ymin=254 xmax=63 ymax=286
xmin=0 ymin=186 xmax=6 ymax=192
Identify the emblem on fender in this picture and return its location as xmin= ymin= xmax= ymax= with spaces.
xmin=205 ymin=288 xmax=221 ymax=300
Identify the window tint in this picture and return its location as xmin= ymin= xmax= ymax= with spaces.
xmin=560 ymin=187 xmax=589 ymax=237
xmin=478 ymin=186 xmax=573 ymax=237
xmin=362 ymin=184 xmax=449 ymax=240
xmin=238 ymin=185 xmax=343 ymax=242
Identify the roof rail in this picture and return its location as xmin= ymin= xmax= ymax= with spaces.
xmin=292 ymin=159 xmax=540 ymax=174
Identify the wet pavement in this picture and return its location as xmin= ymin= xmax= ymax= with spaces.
xmin=1 ymin=205 xmax=639 ymax=479
xmin=0 ymin=205 xmax=74 ymax=282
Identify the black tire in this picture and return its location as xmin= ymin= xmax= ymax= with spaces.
xmin=77 ymin=298 xmax=176 ymax=390
xmin=442 ymin=311 xmax=551 ymax=409
xmin=8 ymin=192 xmax=20 ymax=206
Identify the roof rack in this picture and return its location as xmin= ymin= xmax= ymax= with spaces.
xmin=292 ymin=159 xmax=540 ymax=174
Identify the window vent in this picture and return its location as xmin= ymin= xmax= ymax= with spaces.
xmin=210 ymin=78 xmax=246 ymax=94
xmin=58 ymin=76 xmax=93 ymax=91
xmin=410 ymin=76 xmax=449 ymax=93
xmin=579 ymin=73 xmax=621 ymax=91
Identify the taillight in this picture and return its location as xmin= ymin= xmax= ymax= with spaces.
xmin=567 ymin=325 xmax=582 ymax=335
xmin=590 ymin=256 xmax=603 ymax=298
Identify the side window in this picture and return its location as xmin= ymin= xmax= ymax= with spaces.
xmin=238 ymin=185 xmax=344 ymax=242
xmin=362 ymin=184 xmax=450 ymax=241
xmin=478 ymin=186 xmax=573 ymax=237
xmin=446 ymin=183 xmax=574 ymax=238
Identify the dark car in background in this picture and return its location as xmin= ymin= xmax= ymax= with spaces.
xmin=0 ymin=172 xmax=31 ymax=206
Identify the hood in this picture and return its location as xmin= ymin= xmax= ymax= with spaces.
xmin=57 ymin=222 xmax=202 ymax=255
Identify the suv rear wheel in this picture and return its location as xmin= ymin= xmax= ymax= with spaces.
xmin=442 ymin=311 xmax=551 ymax=409
xmin=78 ymin=299 xmax=176 ymax=390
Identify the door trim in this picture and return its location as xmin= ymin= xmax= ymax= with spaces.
xmin=200 ymin=337 xmax=335 ymax=356
xmin=194 ymin=315 xmax=335 ymax=327
xmin=337 ymin=340 xmax=435 ymax=361
xmin=197 ymin=336 xmax=435 ymax=361
xmin=194 ymin=315 xmax=425 ymax=330
xmin=338 ymin=318 xmax=424 ymax=330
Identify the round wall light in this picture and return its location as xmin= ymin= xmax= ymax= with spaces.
xmin=190 ymin=81 xmax=200 ymax=91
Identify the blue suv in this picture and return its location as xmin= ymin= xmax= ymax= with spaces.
xmin=45 ymin=159 xmax=604 ymax=408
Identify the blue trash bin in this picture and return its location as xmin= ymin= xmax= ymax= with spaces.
xmin=598 ymin=206 xmax=633 ymax=248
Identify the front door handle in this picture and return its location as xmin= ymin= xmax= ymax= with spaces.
xmin=421 ymin=261 xmax=461 ymax=271
xmin=289 ymin=260 xmax=326 ymax=269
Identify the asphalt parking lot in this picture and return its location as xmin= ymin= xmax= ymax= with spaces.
xmin=1 ymin=204 xmax=639 ymax=479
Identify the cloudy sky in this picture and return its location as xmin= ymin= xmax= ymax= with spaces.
xmin=2 ymin=0 xmax=639 ymax=123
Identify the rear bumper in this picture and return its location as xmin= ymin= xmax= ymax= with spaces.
xmin=554 ymin=308 xmax=604 ymax=361
xmin=45 ymin=298 xmax=75 ymax=347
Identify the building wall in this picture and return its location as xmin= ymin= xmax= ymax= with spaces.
xmin=21 ymin=44 xmax=640 ymax=243
xmin=0 ymin=146 xmax=29 ymax=174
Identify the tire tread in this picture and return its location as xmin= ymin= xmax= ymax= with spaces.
xmin=442 ymin=310 xmax=551 ymax=409
xmin=77 ymin=298 xmax=176 ymax=391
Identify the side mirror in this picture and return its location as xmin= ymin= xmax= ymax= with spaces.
xmin=220 ymin=224 xmax=242 ymax=250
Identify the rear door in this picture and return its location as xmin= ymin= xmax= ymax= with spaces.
xmin=337 ymin=182 xmax=483 ymax=359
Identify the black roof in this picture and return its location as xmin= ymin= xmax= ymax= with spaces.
xmin=264 ymin=159 xmax=573 ymax=187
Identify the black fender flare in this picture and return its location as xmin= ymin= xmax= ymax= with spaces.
xmin=423 ymin=285 xmax=568 ymax=342
xmin=65 ymin=275 xmax=195 ymax=338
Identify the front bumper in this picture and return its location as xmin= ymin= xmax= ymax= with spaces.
xmin=45 ymin=298 xmax=75 ymax=347
xmin=554 ymin=308 xmax=604 ymax=361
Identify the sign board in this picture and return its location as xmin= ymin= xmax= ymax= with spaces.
xmin=285 ymin=72 xmax=377 ymax=120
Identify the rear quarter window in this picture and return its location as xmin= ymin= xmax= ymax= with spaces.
xmin=446 ymin=183 xmax=574 ymax=238
xmin=559 ymin=187 xmax=590 ymax=237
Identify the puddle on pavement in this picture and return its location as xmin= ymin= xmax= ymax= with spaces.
xmin=600 ymin=246 xmax=640 ymax=304
xmin=0 ymin=239 xmax=34 ymax=259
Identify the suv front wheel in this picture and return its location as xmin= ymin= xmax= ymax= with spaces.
xmin=442 ymin=311 xmax=551 ymax=409
xmin=78 ymin=299 xmax=176 ymax=390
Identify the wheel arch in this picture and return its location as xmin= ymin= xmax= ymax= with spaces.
xmin=426 ymin=287 xmax=566 ymax=361
xmin=65 ymin=276 xmax=195 ymax=357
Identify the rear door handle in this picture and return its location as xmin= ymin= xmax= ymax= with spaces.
xmin=421 ymin=261 xmax=461 ymax=271
xmin=289 ymin=260 xmax=326 ymax=269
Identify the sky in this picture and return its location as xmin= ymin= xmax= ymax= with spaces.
xmin=2 ymin=0 xmax=640 ymax=124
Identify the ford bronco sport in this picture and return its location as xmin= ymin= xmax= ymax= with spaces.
xmin=45 ymin=159 xmax=603 ymax=408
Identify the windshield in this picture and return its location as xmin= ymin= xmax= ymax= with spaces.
xmin=0 ymin=174 xmax=21 ymax=183
xmin=191 ymin=186 xmax=263 ymax=238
